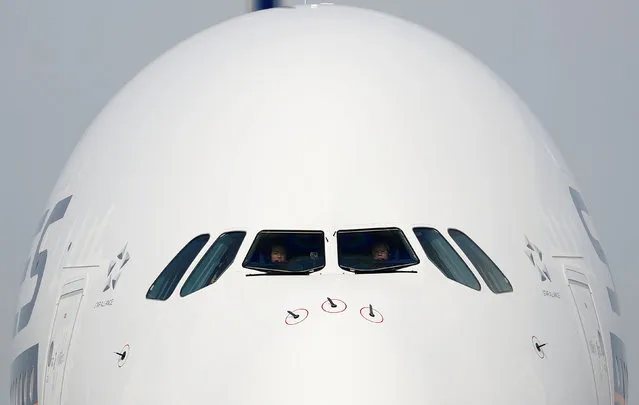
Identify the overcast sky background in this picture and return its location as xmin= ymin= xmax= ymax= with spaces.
xmin=0 ymin=0 xmax=637 ymax=403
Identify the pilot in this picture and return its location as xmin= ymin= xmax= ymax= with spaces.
xmin=270 ymin=244 xmax=288 ymax=264
xmin=371 ymin=242 xmax=390 ymax=261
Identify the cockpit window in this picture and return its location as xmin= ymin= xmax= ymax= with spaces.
xmin=448 ymin=228 xmax=513 ymax=293
xmin=337 ymin=227 xmax=419 ymax=272
xmin=146 ymin=234 xmax=210 ymax=300
xmin=179 ymin=231 xmax=246 ymax=296
xmin=413 ymin=227 xmax=481 ymax=290
xmin=242 ymin=230 xmax=325 ymax=273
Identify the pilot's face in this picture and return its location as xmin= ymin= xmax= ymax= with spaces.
xmin=271 ymin=246 xmax=287 ymax=263
xmin=372 ymin=244 xmax=389 ymax=261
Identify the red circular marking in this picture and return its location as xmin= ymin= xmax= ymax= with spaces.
xmin=118 ymin=344 xmax=130 ymax=368
xmin=532 ymin=336 xmax=545 ymax=359
xmin=321 ymin=299 xmax=347 ymax=313
xmin=360 ymin=307 xmax=384 ymax=323
xmin=285 ymin=308 xmax=309 ymax=325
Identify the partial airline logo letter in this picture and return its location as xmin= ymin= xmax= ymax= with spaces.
xmin=569 ymin=187 xmax=608 ymax=265
xmin=15 ymin=195 xmax=73 ymax=334
xmin=569 ymin=187 xmax=620 ymax=315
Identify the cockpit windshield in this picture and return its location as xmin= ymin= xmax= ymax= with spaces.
xmin=336 ymin=227 xmax=419 ymax=272
xmin=242 ymin=230 xmax=326 ymax=274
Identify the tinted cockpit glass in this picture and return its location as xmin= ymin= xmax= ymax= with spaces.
xmin=336 ymin=228 xmax=419 ymax=272
xmin=179 ymin=231 xmax=246 ymax=296
xmin=242 ymin=230 xmax=325 ymax=273
xmin=413 ymin=227 xmax=481 ymax=290
xmin=448 ymin=228 xmax=513 ymax=293
xmin=146 ymin=234 xmax=210 ymax=301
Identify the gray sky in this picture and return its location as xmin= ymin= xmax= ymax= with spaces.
xmin=1 ymin=0 xmax=637 ymax=403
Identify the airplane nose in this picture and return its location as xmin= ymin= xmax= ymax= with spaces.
xmin=139 ymin=277 xmax=537 ymax=405
xmin=220 ymin=289 xmax=471 ymax=405
xmin=235 ymin=308 xmax=415 ymax=405
xmin=217 ymin=287 xmax=538 ymax=405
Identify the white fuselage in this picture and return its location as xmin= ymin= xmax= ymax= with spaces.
xmin=9 ymin=4 xmax=628 ymax=405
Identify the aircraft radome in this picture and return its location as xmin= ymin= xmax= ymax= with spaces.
xmin=9 ymin=2 xmax=629 ymax=405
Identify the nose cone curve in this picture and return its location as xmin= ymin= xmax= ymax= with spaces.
xmin=236 ymin=301 xmax=420 ymax=405
xmin=241 ymin=300 xmax=398 ymax=403
xmin=233 ymin=278 xmax=423 ymax=404
xmin=137 ymin=274 xmax=540 ymax=405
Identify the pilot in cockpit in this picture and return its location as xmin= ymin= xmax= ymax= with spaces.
xmin=371 ymin=241 xmax=390 ymax=262
xmin=270 ymin=244 xmax=288 ymax=264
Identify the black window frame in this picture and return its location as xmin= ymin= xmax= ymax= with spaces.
xmin=145 ymin=233 xmax=210 ymax=301
xmin=179 ymin=231 xmax=247 ymax=297
xmin=412 ymin=227 xmax=481 ymax=291
xmin=242 ymin=229 xmax=327 ymax=274
xmin=336 ymin=227 xmax=420 ymax=273
xmin=447 ymin=228 xmax=513 ymax=293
